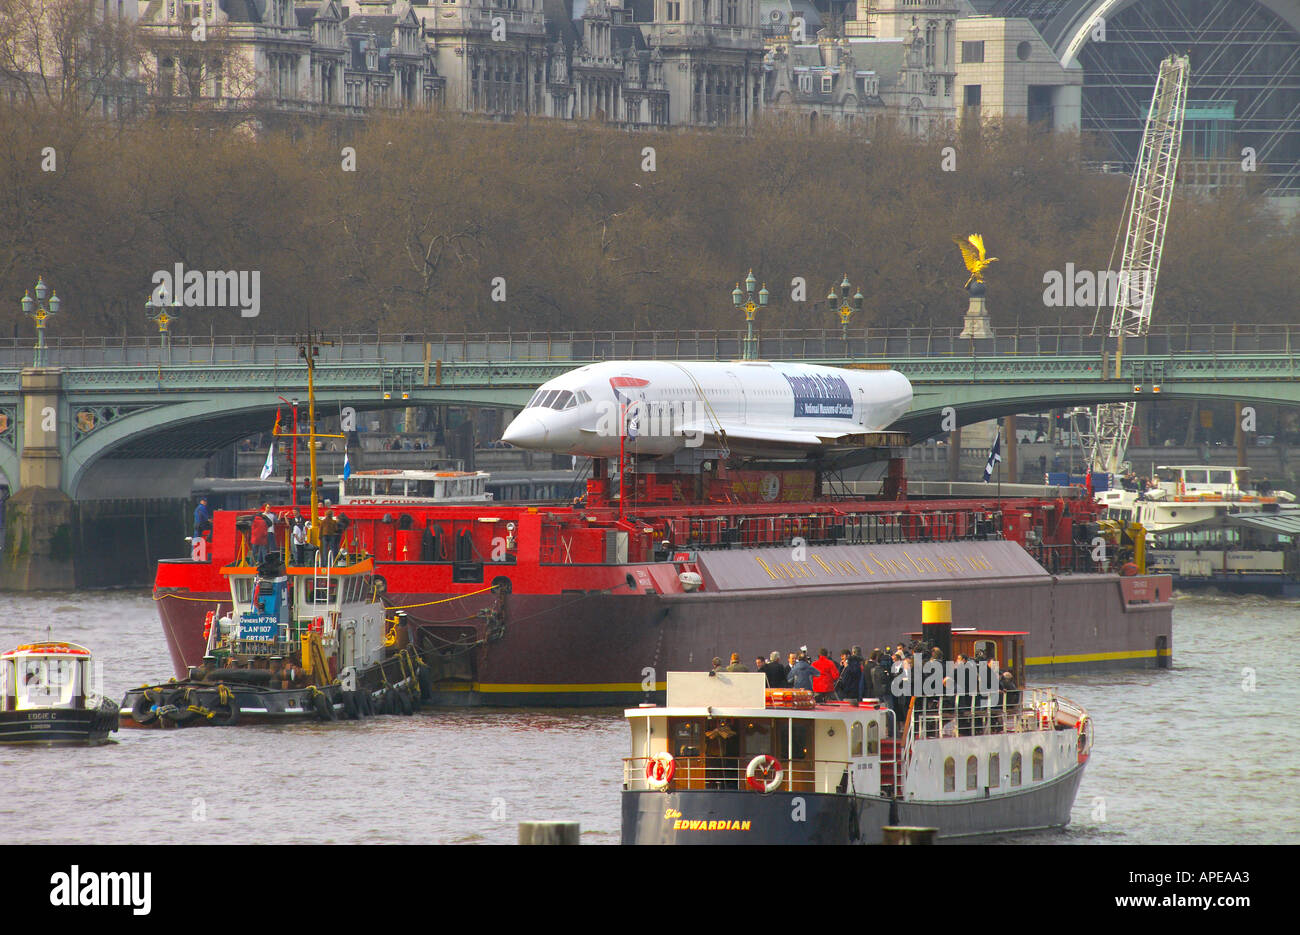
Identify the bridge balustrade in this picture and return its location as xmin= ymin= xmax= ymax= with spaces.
xmin=0 ymin=323 xmax=1295 ymax=367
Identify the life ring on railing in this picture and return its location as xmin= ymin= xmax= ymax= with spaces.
xmin=745 ymin=754 xmax=783 ymax=793
xmin=1036 ymin=698 xmax=1057 ymax=729
xmin=645 ymin=753 xmax=676 ymax=791
xmin=203 ymin=611 xmax=215 ymax=641
xmin=1076 ymin=715 xmax=1091 ymax=764
xmin=309 ymin=617 xmax=324 ymax=634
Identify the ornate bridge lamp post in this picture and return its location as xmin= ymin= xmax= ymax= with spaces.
xmin=146 ymin=296 xmax=181 ymax=363
xmin=20 ymin=277 xmax=60 ymax=367
xmin=827 ymin=275 xmax=863 ymax=357
xmin=732 ymin=269 xmax=768 ymax=361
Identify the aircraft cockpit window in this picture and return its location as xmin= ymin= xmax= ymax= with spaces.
xmin=525 ymin=391 xmax=543 ymax=408
xmin=552 ymin=391 xmax=575 ymax=410
xmin=537 ymin=390 xmax=559 ymax=408
xmin=575 ymin=390 xmax=591 ymax=405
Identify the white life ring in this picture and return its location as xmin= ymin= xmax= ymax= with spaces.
xmin=645 ymin=752 xmax=676 ymax=791
xmin=745 ymin=754 xmax=783 ymax=793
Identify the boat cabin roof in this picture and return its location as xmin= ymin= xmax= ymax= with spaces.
xmin=1 ymin=641 xmax=92 ymax=660
xmin=632 ymin=672 xmax=895 ymax=719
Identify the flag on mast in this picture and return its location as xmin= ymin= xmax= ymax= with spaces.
xmin=343 ymin=447 xmax=352 ymax=480
xmin=983 ymin=432 xmax=1002 ymax=482
xmin=259 ymin=409 xmax=281 ymax=481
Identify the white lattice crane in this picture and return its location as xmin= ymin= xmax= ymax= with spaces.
xmin=1085 ymin=54 xmax=1190 ymax=475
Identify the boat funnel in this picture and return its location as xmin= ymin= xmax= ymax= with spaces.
xmin=921 ymin=599 xmax=953 ymax=661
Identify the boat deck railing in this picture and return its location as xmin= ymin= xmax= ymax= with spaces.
xmin=908 ymin=687 xmax=1070 ymax=742
xmin=623 ymin=756 xmax=857 ymax=795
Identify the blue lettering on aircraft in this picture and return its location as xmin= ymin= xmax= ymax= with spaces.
xmin=781 ymin=371 xmax=854 ymax=419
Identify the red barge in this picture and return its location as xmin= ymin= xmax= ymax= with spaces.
xmin=155 ymin=463 xmax=1172 ymax=706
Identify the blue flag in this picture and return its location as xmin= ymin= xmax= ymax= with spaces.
xmin=343 ymin=448 xmax=352 ymax=480
xmin=983 ymin=433 xmax=1002 ymax=482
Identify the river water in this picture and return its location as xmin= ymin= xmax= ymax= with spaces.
xmin=0 ymin=590 xmax=1294 ymax=845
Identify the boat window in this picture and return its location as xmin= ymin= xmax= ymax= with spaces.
xmin=788 ymin=719 xmax=814 ymax=761
xmin=866 ymin=720 xmax=879 ymax=756
xmin=850 ymin=721 xmax=863 ymax=757
xmin=671 ymin=718 xmax=702 ymax=758
xmin=1209 ymin=470 xmax=1233 ymax=485
xmin=1011 ymin=752 xmax=1022 ymax=786
xmin=988 ymin=753 xmax=1000 ymax=788
xmin=22 ymin=657 xmax=77 ymax=704
xmin=1183 ymin=470 xmax=1209 ymax=485
xmin=740 ymin=719 xmax=773 ymax=757
xmin=966 ymin=755 xmax=978 ymax=791
xmin=1032 ymin=746 xmax=1044 ymax=781
xmin=232 ymin=578 xmax=254 ymax=604
xmin=943 ymin=757 xmax=955 ymax=792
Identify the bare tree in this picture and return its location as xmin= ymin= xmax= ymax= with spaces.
xmin=0 ymin=0 xmax=142 ymax=116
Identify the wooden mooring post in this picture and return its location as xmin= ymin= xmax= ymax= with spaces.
xmin=518 ymin=821 xmax=580 ymax=845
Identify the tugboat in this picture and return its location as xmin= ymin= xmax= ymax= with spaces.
xmin=123 ymin=332 xmax=431 ymax=727
xmin=122 ymin=551 xmax=429 ymax=726
xmin=0 ymin=641 xmax=119 ymax=745
xmin=621 ymin=601 xmax=1092 ymax=843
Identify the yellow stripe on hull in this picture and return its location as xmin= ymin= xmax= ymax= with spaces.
xmin=1026 ymin=648 xmax=1171 ymax=666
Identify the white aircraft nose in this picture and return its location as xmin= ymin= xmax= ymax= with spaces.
xmin=501 ymin=414 xmax=549 ymax=449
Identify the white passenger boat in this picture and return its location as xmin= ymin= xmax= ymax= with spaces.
xmin=0 ymin=641 xmax=119 ymax=745
xmin=1097 ymin=464 xmax=1295 ymax=535
xmin=621 ymin=602 xmax=1091 ymax=844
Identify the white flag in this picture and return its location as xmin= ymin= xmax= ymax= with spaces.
xmin=259 ymin=442 xmax=275 ymax=480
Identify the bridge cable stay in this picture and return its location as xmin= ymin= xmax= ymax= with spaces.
xmin=1084 ymin=54 xmax=1190 ymax=476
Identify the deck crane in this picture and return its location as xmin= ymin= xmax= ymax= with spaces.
xmin=1085 ymin=54 xmax=1190 ymax=476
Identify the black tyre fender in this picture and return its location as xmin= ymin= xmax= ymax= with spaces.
xmin=209 ymin=700 xmax=240 ymax=726
xmin=384 ymin=687 xmax=398 ymax=715
xmin=357 ymin=690 xmax=372 ymax=717
xmin=417 ymin=666 xmax=433 ymax=702
xmin=131 ymin=691 xmax=159 ymax=726
xmin=311 ymin=690 xmax=334 ymax=721
xmin=397 ymin=686 xmax=413 ymax=716
xmin=342 ymin=690 xmax=359 ymax=720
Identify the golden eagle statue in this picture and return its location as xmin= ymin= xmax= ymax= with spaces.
xmin=954 ymin=234 xmax=998 ymax=288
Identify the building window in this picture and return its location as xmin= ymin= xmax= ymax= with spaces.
xmin=961 ymin=41 xmax=984 ymax=64
xmin=798 ymin=73 xmax=812 ymax=94
xmin=725 ymin=0 xmax=738 ymax=25
xmin=943 ymin=756 xmax=955 ymax=792
xmin=1032 ymin=746 xmax=1044 ymax=781
xmin=988 ymin=753 xmax=1000 ymax=788
xmin=820 ymin=74 xmax=832 ymax=93
xmin=965 ymin=755 xmax=978 ymax=791
xmin=666 ymin=0 xmax=680 ymax=21
xmin=1010 ymin=751 xmax=1022 ymax=786
xmin=964 ymin=84 xmax=981 ymax=107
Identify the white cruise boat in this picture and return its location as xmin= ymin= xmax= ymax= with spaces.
xmin=1096 ymin=464 xmax=1295 ymax=535
xmin=621 ymin=602 xmax=1091 ymax=844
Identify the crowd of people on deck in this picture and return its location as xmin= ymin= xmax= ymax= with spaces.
xmin=710 ymin=641 xmax=1022 ymax=736
xmin=196 ymin=498 xmax=352 ymax=567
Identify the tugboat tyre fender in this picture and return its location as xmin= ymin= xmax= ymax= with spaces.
xmin=210 ymin=701 xmax=240 ymax=727
xmin=417 ymin=665 xmax=433 ymax=702
xmin=311 ymin=690 xmax=335 ymax=721
xmin=342 ymin=690 xmax=359 ymax=720
xmin=397 ymin=686 xmax=413 ymax=716
xmin=131 ymin=692 xmax=159 ymax=726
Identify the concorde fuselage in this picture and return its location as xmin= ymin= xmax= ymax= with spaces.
xmin=500 ymin=360 xmax=913 ymax=458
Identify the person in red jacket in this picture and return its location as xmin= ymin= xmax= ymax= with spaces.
xmin=812 ymin=648 xmax=840 ymax=703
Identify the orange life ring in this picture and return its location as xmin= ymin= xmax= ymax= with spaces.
xmin=309 ymin=617 xmax=324 ymax=634
xmin=645 ymin=752 xmax=675 ymax=790
xmin=745 ymin=754 xmax=783 ymax=793
xmin=203 ymin=611 xmax=215 ymax=641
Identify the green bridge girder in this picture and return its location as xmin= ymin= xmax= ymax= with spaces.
xmin=1 ymin=348 xmax=1297 ymax=497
